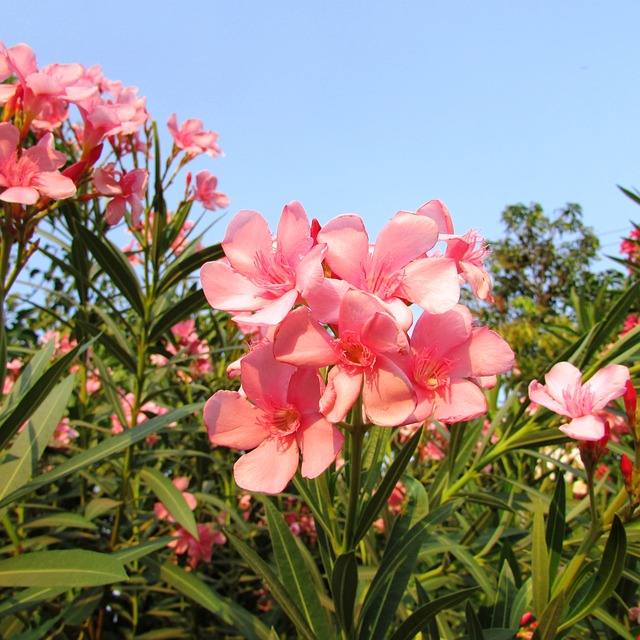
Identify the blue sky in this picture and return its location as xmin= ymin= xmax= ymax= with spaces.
xmin=4 ymin=1 xmax=640 ymax=265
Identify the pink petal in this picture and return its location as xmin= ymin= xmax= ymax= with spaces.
xmin=200 ymin=261 xmax=267 ymax=312
xmin=372 ymin=212 xmax=438 ymax=273
xmin=587 ymin=364 xmax=630 ymax=410
xmin=105 ymin=198 xmax=126 ymax=225
xmin=222 ymin=210 xmax=274 ymax=278
xmin=0 ymin=186 xmax=39 ymax=205
xmin=317 ymin=214 xmax=369 ymax=284
xmin=432 ymin=379 xmax=488 ymax=423
xmin=448 ymin=327 xmax=514 ymax=378
xmin=204 ymin=391 xmax=267 ymax=449
xmin=361 ymin=310 xmax=409 ymax=355
xmin=560 ymin=414 xmax=608 ymax=441
xmin=400 ymin=257 xmax=460 ymax=313
xmin=412 ymin=305 xmax=472 ymax=356
xmin=276 ymin=201 xmax=312 ymax=263
xmin=32 ymin=172 xmax=76 ymax=199
xmin=416 ymin=200 xmax=455 ymax=234
xmin=238 ymin=287 xmax=298 ymax=326
xmin=233 ymin=435 xmax=299 ymax=494
xmin=528 ymin=380 xmax=573 ymax=417
xmin=541 ymin=362 xmax=583 ymax=406
xmin=273 ymin=306 xmax=338 ymax=367
xmin=363 ymin=355 xmax=416 ymax=426
xmin=240 ymin=343 xmax=295 ymax=408
xmin=321 ymin=367 xmax=363 ymax=423
xmin=298 ymin=415 xmax=344 ymax=478
xmin=287 ymin=367 xmax=325 ymax=414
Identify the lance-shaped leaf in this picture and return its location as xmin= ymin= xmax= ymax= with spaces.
xmin=546 ymin=475 xmax=566 ymax=582
xmin=0 ymin=404 xmax=200 ymax=509
xmin=157 ymin=243 xmax=224 ymax=296
xmin=535 ymin=592 xmax=565 ymax=640
xmin=465 ymin=601 xmax=485 ymax=640
xmin=148 ymin=289 xmax=207 ymax=342
xmin=559 ymin=516 xmax=627 ymax=631
xmin=0 ymin=586 xmax=68 ymax=618
xmin=353 ymin=426 xmax=423 ymax=545
xmin=390 ymin=587 xmax=478 ymax=640
xmin=227 ymin=531 xmax=316 ymax=640
xmin=332 ymin=551 xmax=358 ymax=636
xmin=0 ymin=341 xmax=90 ymax=450
xmin=146 ymin=559 xmax=270 ymax=640
xmin=263 ymin=498 xmax=332 ymax=638
xmin=0 ymin=550 xmax=127 ymax=588
xmin=76 ymin=225 xmax=145 ymax=316
xmin=531 ymin=500 xmax=550 ymax=618
xmin=140 ymin=467 xmax=198 ymax=539
xmin=0 ymin=374 xmax=75 ymax=516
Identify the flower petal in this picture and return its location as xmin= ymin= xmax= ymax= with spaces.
xmin=204 ymin=391 xmax=267 ymax=449
xmin=560 ymin=414 xmax=607 ymax=441
xmin=298 ymin=416 xmax=344 ymax=478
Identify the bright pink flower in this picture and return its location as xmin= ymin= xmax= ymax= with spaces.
xmin=273 ymin=290 xmax=416 ymax=426
xmin=0 ymin=123 xmax=76 ymax=204
xmin=93 ymin=163 xmax=148 ymax=225
xmin=48 ymin=417 xmax=79 ymax=449
xmin=111 ymin=392 xmax=171 ymax=437
xmin=191 ymin=170 xmax=229 ymax=210
xmin=168 ymin=523 xmax=226 ymax=569
xmin=528 ymin=362 xmax=630 ymax=441
xmin=405 ymin=305 xmax=514 ymax=423
xmin=204 ymin=343 xmax=343 ymax=494
xmin=3 ymin=358 xmax=22 ymax=394
xmin=167 ymin=113 xmax=222 ymax=157
xmin=443 ymin=229 xmax=493 ymax=302
xmin=154 ymin=477 xmax=198 ymax=521
xmin=200 ymin=203 xmax=326 ymax=327
xmin=315 ymin=211 xmax=460 ymax=329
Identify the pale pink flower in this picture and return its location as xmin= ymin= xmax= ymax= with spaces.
xmin=154 ymin=477 xmax=198 ymax=521
xmin=168 ymin=523 xmax=226 ymax=569
xmin=273 ymin=290 xmax=416 ymax=426
xmin=315 ymin=211 xmax=460 ymax=329
xmin=93 ymin=163 xmax=148 ymax=226
xmin=200 ymin=203 xmax=326 ymax=327
xmin=0 ymin=123 xmax=76 ymax=204
xmin=167 ymin=113 xmax=222 ymax=158
xmin=443 ymin=229 xmax=494 ymax=302
xmin=204 ymin=343 xmax=343 ymax=494
xmin=166 ymin=320 xmax=212 ymax=380
xmin=191 ymin=170 xmax=229 ymax=210
xmin=3 ymin=358 xmax=22 ymax=394
xmin=528 ymin=362 xmax=630 ymax=441
xmin=405 ymin=305 xmax=514 ymax=423
xmin=48 ymin=418 xmax=79 ymax=448
xmin=111 ymin=392 xmax=171 ymax=436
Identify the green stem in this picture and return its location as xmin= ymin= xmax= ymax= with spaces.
xmin=343 ymin=423 xmax=365 ymax=553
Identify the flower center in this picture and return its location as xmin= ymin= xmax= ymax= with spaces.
xmin=413 ymin=349 xmax=452 ymax=390
xmin=253 ymin=244 xmax=295 ymax=289
xmin=258 ymin=404 xmax=301 ymax=437
xmin=562 ymin=383 xmax=595 ymax=416
xmin=0 ymin=151 xmax=38 ymax=188
xmin=334 ymin=331 xmax=376 ymax=368
xmin=363 ymin=254 xmax=403 ymax=299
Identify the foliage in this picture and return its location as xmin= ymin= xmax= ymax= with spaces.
xmin=0 ymin=40 xmax=639 ymax=640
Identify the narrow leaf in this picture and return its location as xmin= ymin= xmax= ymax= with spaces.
xmin=546 ymin=475 xmax=566 ymax=582
xmin=0 ymin=586 xmax=67 ymax=617
xmin=140 ymin=467 xmax=198 ymax=539
xmin=148 ymin=289 xmax=206 ymax=341
xmin=332 ymin=551 xmax=358 ymax=636
xmin=157 ymin=244 xmax=224 ymax=295
xmin=0 ymin=550 xmax=127 ymax=587
xmin=531 ymin=501 xmax=550 ymax=618
xmin=465 ymin=601 xmax=485 ymax=640
xmin=263 ymin=498 xmax=332 ymax=638
xmin=534 ymin=592 xmax=565 ymax=640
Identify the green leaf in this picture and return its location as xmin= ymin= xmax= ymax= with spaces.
xmin=332 ymin=551 xmax=358 ymax=637
xmin=140 ymin=467 xmax=198 ymax=539
xmin=226 ymin=531 xmax=316 ymax=640
xmin=0 ymin=374 xmax=75 ymax=516
xmin=149 ymin=559 xmax=270 ymax=640
xmin=262 ymin=497 xmax=332 ymax=638
xmin=76 ymin=225 xmax=145 ymax=316
xmin=0 ymin=341 xmax=90 ymax=450
xmin=491 ymin=562 xmax=517 ymax=629
xmin=22 ymin=513 xmax=98 ymax=531
xmin=157 ymin=244 xmax=224 ymax=296
xmin=63 ymin=587 xmax=102 ymax=626
xmin=531 ymin=500 xmax=550 ymax=618
xmin=545 ymin=475 xmax=566 ymax=582
xmin=111 ymin=537 xmax=173 ymax=564
xmin=390 ymin=588 xmax=478 ymax=640
xmin=559 ymin=516 xmax=627 ymax=631
xmin=0 ymin=403 xmax=201 ymax=509
xmin=465 ymin=601 xmax=485 ymax=640
xmin=84 ymin=497 xmax=121 ymax=520
xmin=148 ymin=289 xmax=207 ymax=341
xmin=0 ymin=550 xmax=127 ymax=587
xmin=0 ymin=586 xmax=68 ymax=618
xmin=1 ymin=341 xmax=54 ymax=412
xmin=353 ymin=425 xmax=423 ymax=545
xmin=533 ymin=592 xmax=565 ymax=640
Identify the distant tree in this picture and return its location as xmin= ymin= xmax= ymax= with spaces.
xmin=473 ymin=202 xmax=624 ymax=380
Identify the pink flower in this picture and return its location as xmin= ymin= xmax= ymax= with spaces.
xmin=443 ymin=229 xmax=493 ymax=302
xmin=528 ymin=362 xmax=630 ymax=441
xmin=93 ymin=163 xmax=148 ymax=226
xmin=48 ymin=418 xmax=79 ymax=449
xmin=200 ymin=203 xmax=326 ymax=327
xmin=0 ymin=123 xmax=76 ymax=204
xmin=168 ymin=523 xmax=226 ymax=569
xmin=167 ymin=113 xmax=222 ymax=157
xmin=191 ymin=170 xmax=229 ymax=210
xmin=315 ymin=211 xmax=460 ymax=328
xmin=406 ymin=305 xmax=514 ymax=423
xmin=111 ymin=392 xmax=171 ymax=437
xmin=204 ymin=343 xmax=344 ymax=494
xmin=273 ymin=290 xmax=416 ymax=426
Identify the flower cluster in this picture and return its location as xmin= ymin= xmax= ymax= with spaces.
xmin=201 ymin=200 xmax=514 ymax=493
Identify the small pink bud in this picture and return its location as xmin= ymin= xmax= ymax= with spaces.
xmin=624 ymin=380 xmax=638 ymax=431
xmin=622 ymin=454 xmax=634 ymax=493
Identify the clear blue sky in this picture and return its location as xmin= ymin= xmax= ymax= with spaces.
xmin=4 ymin=1 xmax=640 ymax=264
